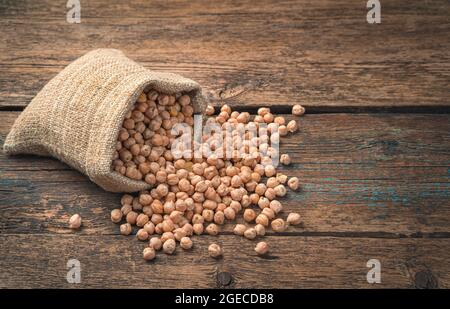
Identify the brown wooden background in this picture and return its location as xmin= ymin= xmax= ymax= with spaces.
xmin=0 ymin=0 xmax=449 ymax=288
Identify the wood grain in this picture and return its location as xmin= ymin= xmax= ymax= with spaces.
xmin=0 ymin=0 xmax=449 ymax=109
xmin=1 ymin=112 xmax=449 ymax=235
xmin=0 ymin=234 xmax=448 ymax=288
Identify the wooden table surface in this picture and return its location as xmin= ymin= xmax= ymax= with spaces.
xmin=0 ymin=0 xmax=449 ymax=288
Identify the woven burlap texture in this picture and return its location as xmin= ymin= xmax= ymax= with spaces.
xmin=3 ymin=49 xmax=205 ymax=192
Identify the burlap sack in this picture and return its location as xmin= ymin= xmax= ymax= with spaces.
xmin=3 ymin=49 xmax=205 ymax=192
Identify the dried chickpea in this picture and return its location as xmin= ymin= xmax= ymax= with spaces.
xmin=233 ymin=224 xmax=247 ymax=236
xmin=287 ymin=213 xmax=301 ymax=225
xmin=280 ymin=154 xmax=291 ymax=165
xmin=287 ymin=120 xmax=298 ymax=133
xmin=208 ymin=243 xmax=222 ymax=258
xmin=255 ymin=214 xmax=269 ymax=227
xmin=206 ymin=223 xmax=220 ymax=236
xmin=69 ymin=214 xmax=82 ymax=229
xmin=269 ymin=200 xmax=283 ymax=214
xmin=163 ymin=238 xmax=176 ymax=255
xmin=149 ymin=237 xmax=162 ymax=251
xmin=292 ymin=104 xmax=305 ymax=116
xmin=288 ymin=177 xmax=300 ymax=191
xmin=180 ymin=237 xmax=193 ymax=250
xmin=274 ymin=184 xmax=287 ymax=197
xmin=136 ymin=228 xmax=149 ymax=241
xmin=193 ymin=223 xmax=204 ymax=235
xmin=243 ymin=209 xmax=256 ymax=222
xmin=244 ymin=227 xmax=257 ymax=240
xmin=126 ymin=211 xmax=138 ymax=225
xmin=143 ymin=247 xmax=156 ymax=261
xmin=136 ymin=213 xmax=149 ymax=227
xmin=271 ymin=218 xmax=287 ymax=232
xmin=205 ymin=105 xmax=215 ymax=116
xmin=120 ymin=223 xmax=132 ymax=235
xmin=254 ymin=241 xmax=269 ymax=255
xmin=110 ymin=209 xmax=122 ymax=223
xmin=254 ymin=224 xmax=266 ymax=236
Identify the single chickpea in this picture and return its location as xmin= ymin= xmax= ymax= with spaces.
xmin=136 ymin=213 xmax=149 ymax=227
xmin=278 ymin=125 xmax=288 ymax=136
xmin=136 ymin=228 xmax=149 ymax=241
xmin=121 ymin=194 xmax=133 ymax=206
xmin=69 ymin=214 xmax=82 ymax=229
xmin=110 ymin=209 xmax=122 ymax=223
xmin=276 ymin=173 xmax=288 ymax=184
xmin=255 ymin=224 xmax=266 ymax=236
xmin=287 ymin=120 xmax=298 ymax=133
xmin=264 ymin=165 xmax=276 ymax=177
xmin=149 ymin=237 xmax=162 ymax=250
xmin=143 ymin=221 xmax=155 ymax=234
xmin=121 ymin=204 xmax=133 ymax=216
xmin=205 ymin=105 xmax=215 ymax=116
xmin=126 ymin=211 xmax=138 ymax=225
xmin=143 ymin=247 xmax=156 ymax=261
xmin=233 ymin=224 xmax=247 ymax=236
xmin=180 ymin=237 xmax=193 ymax=250
xmin=287 ymin=213 xmax=301 ymax=225
xmin=274 ymin=116 xmax=286 ymax=125
xmin=206 ymin=223 xmax=220 ymax=236
xmin=214 ymin=211 xmax=225 ymax=225
xmin=292 ymin=104 xmax=305 ymax=116
xmin=120 ymin=223 xmax=132 ymax=235
xmin=244 ymin=227 xmax=257 ymax=240
xmin=262 ymin=207 xmax=275 ymax=220
xmin=243 ymin=209 xmax=256 ymax=222
xmin=193 ymin=223 xmax=204 ymax=235
xmin=258 ymin=196 xmax=270 ymax=209
xmin=163 ymin=238 xmax=176 ymax=255
xmin=288 ymin=177 xmax=300 ymax=191
xmin=224 ymin=207 xmax=236 ymax=220
xmin=254 ymin=242 xmax=269 ymax=255
xmin=271 ymin=218 xmax=287 ymax=232
xmin=274 ymin=184 xmax=287 ymax=197
xmin=255 ymin=214 xmax=269 ymax=227
xmin=269 ymin=200 xmax=283 ymax=214
xmin=208 ymin=243 xmax=223 ymax=258
xmin=280 ymin=154 xmax=291 ymax=165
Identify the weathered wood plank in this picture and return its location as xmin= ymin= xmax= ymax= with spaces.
xmin=0 ymin=234 xmax=448 ymax=288
xmin=0 ymin=0 xmax=449 ymax=109
xmin=1 ymin=112 xmax=449 ymax=235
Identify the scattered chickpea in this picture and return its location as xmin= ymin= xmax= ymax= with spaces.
xmin=287 ymin=177 xmax=300 ymax=191
xmin=69 ymin=214 xmax=82 ymax=229
xmin=110 ymin=209 xmax=122 ymax=223
xmin=255 ymin=224 xmax=266 ymax=236
xmin=143 ymin=247 xmax=156 ymax=261
xmin=287 ymin=120 xmax=298 ymax=133
xmin=243 ymin=209 xmax=256 ymax=222
xmin=163 ymin=238 xmax=176 ymax=255
xmin=180 ymin=237 xmax=193 ymax=250
xmin=208 ymin=243 xmax=223 ymax=258
xmin=292 ymin=104 xmax=305 ymax=116
xmin=136 ymin=228 xmax=149 ymax=241
xmin=120 ymin=223 xmax=132 ymax=235
xmin=205 ymin=105 xmax=215 ymax=116
xmin=193 ymin=223 xmax=204 ymax=235
xmin=206 ymin=223 xmax=220 ymax=236
xmin=244 ymin=227 xmax=257 ymax=240
xmin=113 ymin=98 xmax=305 ymax=260
xmin=149 ymin=237 xmax=163 ymax=250
xmin=287 ymin=213 xmax=301 ymax=225
xmin=233 ymin=224 xmax=247 ymax=236
xmin=271 ymin=218 xmax=287 ymax=232
xmin=254 ymin=241 xmax=269 ymax=255
xmin=280 ymin=154 xmax=291 ymax=165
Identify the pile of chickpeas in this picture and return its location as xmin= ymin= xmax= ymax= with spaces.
xmin=109 ymin=89 xmax=305 ymax=261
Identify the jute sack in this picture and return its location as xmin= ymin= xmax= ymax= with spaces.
xmin=3 ymin=49 xmax=205 ymax=192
